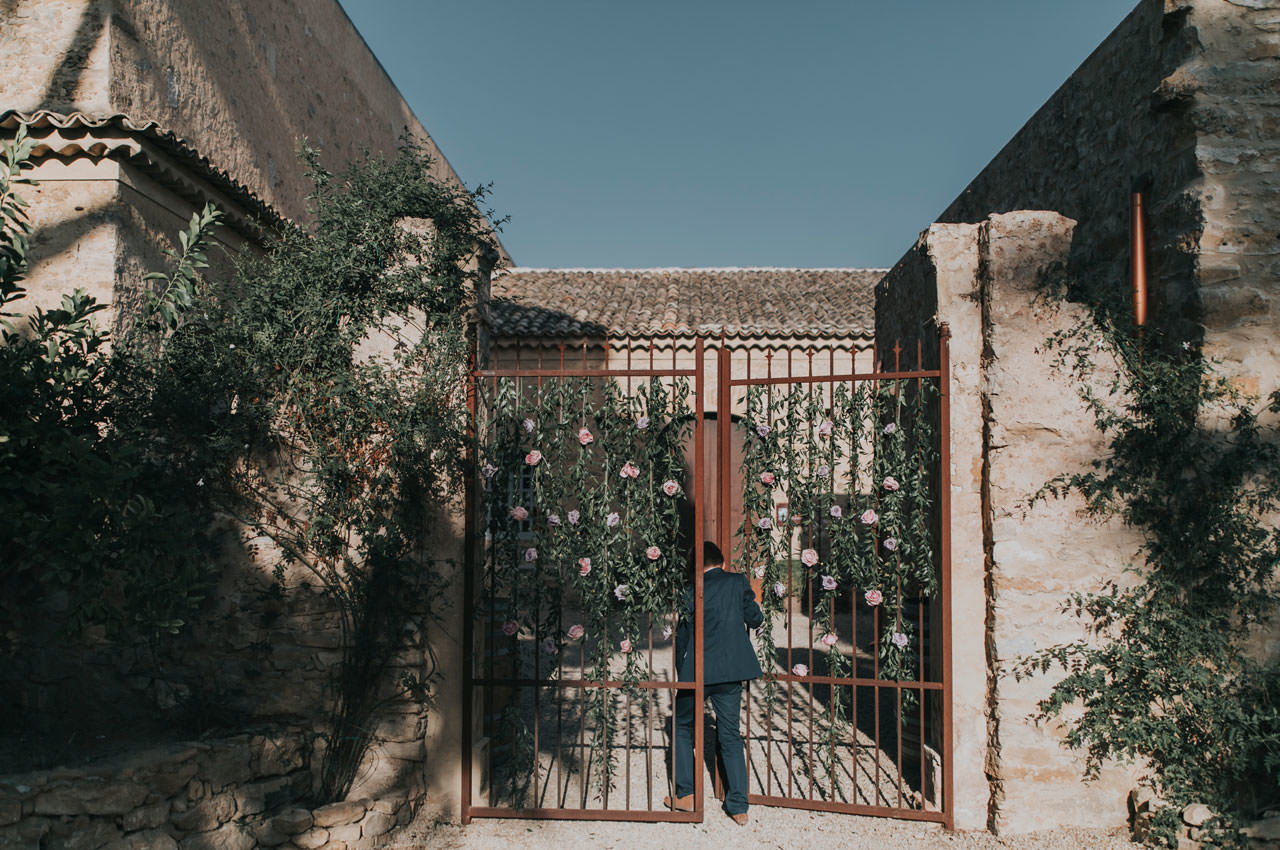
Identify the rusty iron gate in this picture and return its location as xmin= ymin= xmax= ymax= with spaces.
xmin=462 ymin=331 xmax=951 ymax=827
xmin=714 ymin=330 xmax=953 ymax=827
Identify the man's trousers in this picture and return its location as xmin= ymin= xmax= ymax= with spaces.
xmin=673 ymin=680 xmax=748 ymax=815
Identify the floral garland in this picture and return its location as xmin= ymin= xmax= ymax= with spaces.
xmin=479 ymin=373 xmax=693 ymax=800
xmin=738 ymin=375 xmax=939 ymax=787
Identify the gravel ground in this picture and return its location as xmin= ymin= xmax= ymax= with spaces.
xmin=387 ymin=796 xmax=1142 ymax=850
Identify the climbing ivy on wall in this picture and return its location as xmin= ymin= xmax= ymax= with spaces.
xmin=1 ymin=123 xmax=502 ymax=802
xmin=1016 ymin=312 xmax=1280 ymax=847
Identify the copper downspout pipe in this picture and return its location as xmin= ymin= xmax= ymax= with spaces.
xmin=1131 ymin=191 xmax=1148 ymax=328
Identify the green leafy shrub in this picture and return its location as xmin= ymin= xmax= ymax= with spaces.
xmin=2 ymin=124 xmax=502 ymax=799
xmin=1017 ymin=315 xmax=1280 ymax=847
xmin=0 ymin=127 xmax=221 ymax=648
xmin=156 ymin=142 xmax=501 ymax=801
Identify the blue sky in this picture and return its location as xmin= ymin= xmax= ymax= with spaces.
xmin=337 ymin=1 xmax=1135 ymax=269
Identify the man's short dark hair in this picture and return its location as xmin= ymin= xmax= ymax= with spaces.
xmin=703 ymin=541 xmax=725 ymax=567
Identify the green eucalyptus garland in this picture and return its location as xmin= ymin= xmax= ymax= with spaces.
xmin=478 ymin=371 xmax=693 ymax=798
xmin=737 ymin=374 xmax=939 ymax=788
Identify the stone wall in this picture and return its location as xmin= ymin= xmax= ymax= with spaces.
xmin=884 ymin=0 xmax=1280 ymax=832
xmin=1 ymin=0 xmax=476 ymax=823
xmin=877 ymin=212 xmax=1144 ymax=833
xmin=939 ymin=0 xmax=1280 ymax=390
xmin=1187 ymin=0 xmax=1280 ymax=400
xmin=0 ymin=730 xmax=413 ymax=849
xmin=938 ymin=0 xmax=1202 ymax=337
xmin=1 ymin=522 xmax=447 ymax=812
xmin=0 ymin=0 xmax=463 ymax=222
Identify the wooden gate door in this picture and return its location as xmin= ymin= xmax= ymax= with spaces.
xmin=714 ymin=331 xmax=953 ymax=828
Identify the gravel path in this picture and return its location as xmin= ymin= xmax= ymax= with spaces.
xmin=388 ymin=794 xmax=1141 ymax=850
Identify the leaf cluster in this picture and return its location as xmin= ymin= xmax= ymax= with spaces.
xmin=1017 ymin=317 xmax=1280 ymax=846
xmin=0 ymin=127 xmax=221 ymax=648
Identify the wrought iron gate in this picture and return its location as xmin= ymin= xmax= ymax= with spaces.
xmin=462 ymin=331 xmax=951 ymax=827
xmin=715 ymin=331 xmax=953 ymax=827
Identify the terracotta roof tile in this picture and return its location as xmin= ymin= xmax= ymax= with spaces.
xmin=490 ymin=268 xmax=882 ymax=338
xmin=1 ymin=110 xmax=287 ymax=232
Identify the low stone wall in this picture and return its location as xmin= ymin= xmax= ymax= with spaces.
xmin=0 ymin=730 xmax=412 ymax=849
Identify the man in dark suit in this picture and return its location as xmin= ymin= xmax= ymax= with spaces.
xmin=665 ymin=541 xmax=764 ymax=825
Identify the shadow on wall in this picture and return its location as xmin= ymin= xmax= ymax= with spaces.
xmin=35 ymin=0 xmax=106 ymax=110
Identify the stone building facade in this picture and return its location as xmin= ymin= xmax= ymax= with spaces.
xmin=0 ymin=0 xmax=495 ymax=835
xmin=0 ymin=0 xmax=474 ymax=328
xmin=878 ymin=0 xmax=1280 ymax=835
xmin=4 ymin=0 xmax=1279 ymax=840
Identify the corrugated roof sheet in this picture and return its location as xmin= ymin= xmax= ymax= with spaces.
xmin=490 ymin=267 xmax=883 ymax=338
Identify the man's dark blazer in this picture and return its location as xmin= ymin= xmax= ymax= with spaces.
xmin=675 ymin=567 xmax=764 ymax=684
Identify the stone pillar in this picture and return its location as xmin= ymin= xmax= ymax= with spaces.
xmin=878 ymin=211 xmax=1143 ymax=834
xmin=979 ymin=211 xmax=1141 ymax=834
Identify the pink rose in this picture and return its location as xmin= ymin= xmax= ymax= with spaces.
xmin=818 ymin=420 xmax=833 ymax=437
xmin=502 ymin=620 xmax=518 ymax=636
xmin=662 ymin=479 xmax=680 ymax=496
xmin=567 ymin=624 xmax=584 ymax=640
xmin=620 ymin=461 xmax=640 ymax=479
xmin=756 ymin=423 xmax=771 ymax=438
xmin=883 ymin=476 xmax=900 ymax=492
xmin=760 ymin=471 xmax=776 ymax=485
xmin=753 ymin=565 xmax=766 ymax=579
xmin=606 ymin=511 xmax=620 ymax=527
xmin=524 ymin=547 xmax=538 ymax=563
xmin=547 ymin=513 xmax=561 ymax=526
xmin=801 ymin=548 xmax=819 ymax=567
xmin=636 ymin=416 xmax=650 ymax=430
xmin=522 ymin=418 xmax=535 ymax=433
xmin=864 ymin=589 xmax=883 ymax=606
xmin=646 ymin=545 xmax=661 ymax=561
xmin=891 ymin=631 xmax=909 ymax=648
xmin=815 ymin=464 xmax=830 ymax=480
xmin=525 ymin=449 xmax=542 ymax=466
xmin=578 ymin=557 xmax=592 ymax=576
xmin=542 ymin=637 xmax=558 ymax=655
xmin=791 ymin=663 xmax=809 ymax=677
xmin=567 ymin=509 xmax=580 ymax=525
xmin=860 ymin=508 xmax=878 ymax=525
xmin=829 ymin=505 xmax=842 ymax=519
xmin=821 ymin=574 xmax=837 ymax=591
xmin=820 ymin=632 xmax=838 ymax=647
xmin=883 ymin=537 xmax=898 ymax=552
xmin=577 ymin=427 xmax=594 ymax=446
xmin=509 ymin=506 xmax=529 ymax=521
xmin=772 ymin=582 xmax=786 ymax=597
xmin=619 ymin=638 xmax=632 ymax=653
xmin=757 ymin=517 xmax=772 ymax=530
xmin=481 ymin=462 xmax=497 ymax=479
xmin=883 ymin=422 xmax=897 ymax=436
xmin=614 ymin=583 xmax=629 ymax=601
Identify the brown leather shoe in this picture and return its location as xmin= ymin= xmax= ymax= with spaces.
xmin=731 ymin=812 xmax=749 ymax=826
xmin=663 ymin=794 xmax=695 ymax=812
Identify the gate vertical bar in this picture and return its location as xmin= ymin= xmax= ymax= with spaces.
xmin=939 ymin=324 xmax=954 ymax=830
xmin=461 ymin=329 xmax=478 ymax=825
xmin=717 ymin=336 xmax=730 ymax=558
xmin=695 ymin=335 xmax=707 ymax=820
